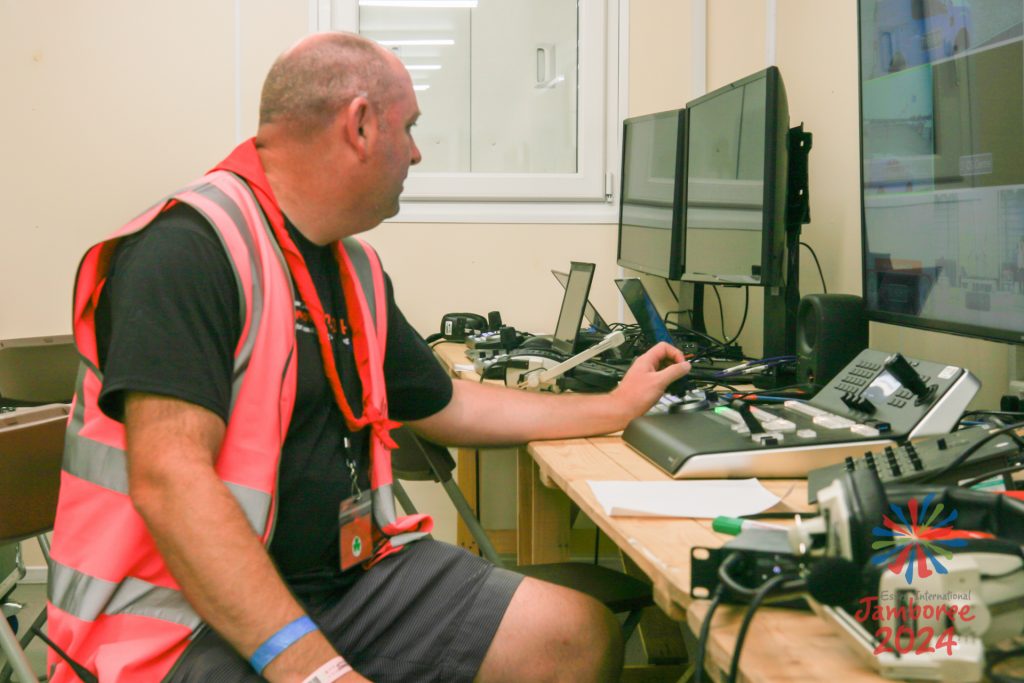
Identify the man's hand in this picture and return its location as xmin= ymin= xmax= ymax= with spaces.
xmin=611 ymin=342 xmax=691 ymax=420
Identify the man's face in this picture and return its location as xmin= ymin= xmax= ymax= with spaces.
xmin=371 ymin=71 xmax=422 ymax=221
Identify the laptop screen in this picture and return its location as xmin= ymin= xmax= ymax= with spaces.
xmin=550 ymin=269 xmax=610 ymax=333
xmin=551 ymin=263 xmax=596 ymax=355
xmin=615 ymin=278 xmax=674 ymax=346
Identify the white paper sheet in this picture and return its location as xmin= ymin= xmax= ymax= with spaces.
xmin=587 ymin=479 xmax=781 ymax=518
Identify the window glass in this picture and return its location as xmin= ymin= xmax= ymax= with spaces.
xmin=359 ymin=0 xmax=578 ymax=174
xmin=325 ymin=0 xmax=614 ymax=207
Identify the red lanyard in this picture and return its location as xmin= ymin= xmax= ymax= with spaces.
xmin=268 ymin=223 xmax=370 ymax=433
xmin=212 ymin=140 xmax=371 ymax=433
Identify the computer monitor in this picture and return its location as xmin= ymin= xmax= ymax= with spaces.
xmin=614 ymin=278 xmax=674 ymax=346
xmin=551 ymin=262 xmax=596 ymax=355
xmin=551 ymin=269 xmax=611 ymax=333
xmin=858 ymin=0 xmax=1024 ymax=344
xmin=616 ymin=109 xmax=687 ymax=279
xmin=679 ymin=67 xmax=789 ymax=286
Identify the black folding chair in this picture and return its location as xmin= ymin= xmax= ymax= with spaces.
xmin=389 ymin=426 xmax=653 ymax=640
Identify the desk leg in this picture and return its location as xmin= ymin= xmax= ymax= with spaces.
xmin=516 ymin=448 xmax=569 ymax=565
xmin=619 ymin=553 xmax=688 ymax=665
xmin=455 ymin=446 xmax=480 ymax=555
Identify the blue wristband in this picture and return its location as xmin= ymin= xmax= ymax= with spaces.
xmin=250 ymin=616 xmax=319 ymax=675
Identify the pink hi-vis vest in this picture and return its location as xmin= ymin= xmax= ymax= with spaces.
xmin=47 ymin=167 xmax=432 ymax=682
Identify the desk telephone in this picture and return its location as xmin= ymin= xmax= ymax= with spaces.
xmin=622 ymin=349 xmax=980 ymax=479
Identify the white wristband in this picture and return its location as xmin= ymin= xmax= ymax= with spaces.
xmin=302 ymin=656 xmax=353 ymax=683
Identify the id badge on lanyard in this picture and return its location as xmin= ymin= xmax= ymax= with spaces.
xmin=339 ymin=439 xmax=372 ymax=571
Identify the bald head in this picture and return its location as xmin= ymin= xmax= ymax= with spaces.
xmin=259 ymin=32 xmax=403 ymax=136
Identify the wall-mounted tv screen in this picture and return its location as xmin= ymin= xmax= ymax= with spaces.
xmin=859 ymin=0 xmax=1024 ymax=344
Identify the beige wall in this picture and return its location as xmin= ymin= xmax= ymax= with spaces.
xmin=5 ymin=0 xmax=1019 ymax=567
xmin=1 ymin=0 xmax=305 ymax=340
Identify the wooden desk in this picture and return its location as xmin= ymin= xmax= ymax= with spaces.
xmin=527 ymin=436 xmax=885 ymax=682
xmin=430 ymin=343 xmax=884 ymax=679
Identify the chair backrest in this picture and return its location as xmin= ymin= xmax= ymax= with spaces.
xmin=390 ymin=426 xmax=457 ymax=484
xmin=0 ymin=336 xmax=77 ymax=406
xmin=389 ymin=426 xmax=505 ymax=566
xmin=0 ymin=404 xmax=69 ymax=544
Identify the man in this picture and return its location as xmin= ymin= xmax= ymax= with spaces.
xmin=47 ymin=32 xmax=689 ymax=682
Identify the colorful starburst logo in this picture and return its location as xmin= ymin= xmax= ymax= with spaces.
xmin=870 ymin=495 xmax=967 ymax=584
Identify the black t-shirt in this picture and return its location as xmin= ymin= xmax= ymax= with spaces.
xmin=94 ymin=202 xmax=453 ymax=596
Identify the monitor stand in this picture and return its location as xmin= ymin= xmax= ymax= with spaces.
xmin=687 ymin=125 xmax=812 ymax=388
xmin=761 ymin=125 xmax=812 ymax=386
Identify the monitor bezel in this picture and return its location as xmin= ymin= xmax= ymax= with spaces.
xmin=678 ymin=66 xmax=788 ymax=288
xmin=616 ymin=108 xmax=687 ymax=280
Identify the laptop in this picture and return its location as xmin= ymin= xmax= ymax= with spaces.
xmin=551 ymin=269 xmax=611 ymax=334
xmin=614 ymin=278 xmax=675 ymax=347
xmin=550 ymin=262 xmax=597 ymax=355
xmin=614 ymin=279 xmax=729 ymax=377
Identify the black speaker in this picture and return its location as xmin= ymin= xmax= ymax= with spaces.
xmin=795 ymin=294 xmax=869 ymax=387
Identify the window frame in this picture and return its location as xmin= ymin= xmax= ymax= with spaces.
xmin=315 ymin=0 xmax=624 ymax=223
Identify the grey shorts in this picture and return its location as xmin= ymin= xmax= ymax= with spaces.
xmin=166 ymin=540 xmax=523 ymax=682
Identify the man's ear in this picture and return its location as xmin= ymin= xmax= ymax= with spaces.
xmin=343 ymin=95 xmax=374 ymax=161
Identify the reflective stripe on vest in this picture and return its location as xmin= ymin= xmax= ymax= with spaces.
xmin=49 ymin=560 xmax=201 ymax=630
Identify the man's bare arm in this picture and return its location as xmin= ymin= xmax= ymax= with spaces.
xmin=124 ymin=393 xmax=369 ymax=683
xmin=408 ymin=342 xmax=689 ymax=447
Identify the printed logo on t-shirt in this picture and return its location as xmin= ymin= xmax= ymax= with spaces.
xmin=294 ymin=300 xmax=351 ymax=345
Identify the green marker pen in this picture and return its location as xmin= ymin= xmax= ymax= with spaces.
xmin=712 ymin=516 xmax=787 ymax=535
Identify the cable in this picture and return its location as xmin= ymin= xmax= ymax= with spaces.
xmin=716 ymin=552 xmax=758 ymax=599
xmin=701 ymin=285 xmax=749 ymax=355
xmin=660 ymin=276 xmax=680 ymax=304
xmin=727 ymin=383 xmax=818 ymax=399
xmin=726 ymin=573 xmax=790 ymax=683
xmin=711 ymin=286 xmax=726 ymax=342
xmin=985 ymin=644 xmax=1024 ymax=683
xmin=713 ymin=356 xmax=797 ymax=380
xmin=722 ymin=288 xmax=750 ymax=347
xmin=958 ymin=464 xmax=1024 ymax=490
xmin=800 ymin=241 xmax=828 ymax=293
xmin=664 ymin=309 xmax=694 ymax=331
xmin=693 ymin=380 xmax=745 ymax=394
xmin=958 ymin=410 xmax=1024 ymax=429
xmin=921 ymin=420 xmax=1024 ymax=484
xmin=693 ymin=583 xmax=726 ymax=683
